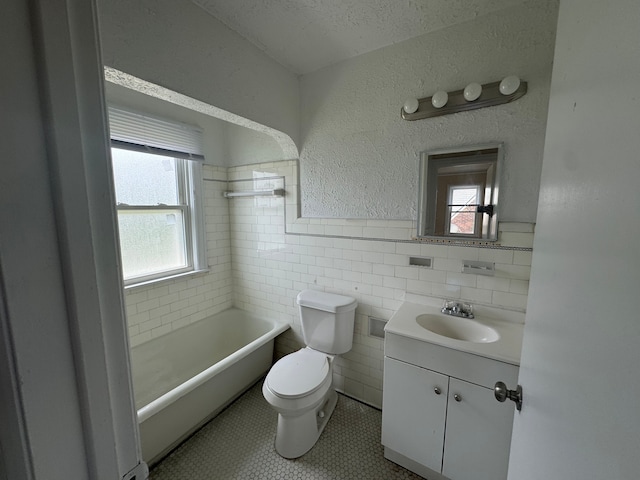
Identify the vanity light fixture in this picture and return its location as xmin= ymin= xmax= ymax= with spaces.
xmin=401 ymin=75 xmax=527 ymax=121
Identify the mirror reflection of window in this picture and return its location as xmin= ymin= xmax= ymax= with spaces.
xmin=447 ymin=186 xmax=482 ymax=235
xmin=418 ymin=145 xmax=501 ymax=240
xmin=434 ymin=171 xmax=486 ymax=236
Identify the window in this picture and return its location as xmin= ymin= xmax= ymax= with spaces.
xmin=446 ymin=185 xmax=483 ymax=236
xmin=108 ymin=107 xmax=206 ymax=286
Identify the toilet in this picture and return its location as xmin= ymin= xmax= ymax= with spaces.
xmin=262 ymin=290 xmax=357 ymax=459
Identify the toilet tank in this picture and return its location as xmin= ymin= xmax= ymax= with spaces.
xmin=296 ymin=290 xmax=357 ymax=354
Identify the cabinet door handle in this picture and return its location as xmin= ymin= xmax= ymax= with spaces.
xmin=454 ymin=394 xmax=462 ymax=402
xmin=434 ymin=387 xmax=441 ymax=395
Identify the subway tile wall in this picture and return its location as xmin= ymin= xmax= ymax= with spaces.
xmin=123 ymin=159 xmax=533 ymax=409
xmin=228 ymin=160 xmax=533 ymax=408
xmin=124 ymin=165 xmax=233 ymax=347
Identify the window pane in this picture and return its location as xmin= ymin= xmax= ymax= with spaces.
xmin=449 ymin=209 xmax=476 ymax=235
xmin=449 ymin=186 xmax=479 ymax=235
xmin=450 ymin=187 xmax=478 ymax=213
xmin=111 ymin=148 xmax=179 ymax=205
xmin=117 ymin=209 xmax=187 ymax=280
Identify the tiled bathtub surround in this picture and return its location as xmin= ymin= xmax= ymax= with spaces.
xmin=124 ymin=159 xmax=532 ymax=408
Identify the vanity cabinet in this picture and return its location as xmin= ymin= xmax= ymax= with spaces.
xmin=442 ymin=377 xmax=513 ymax=480
xmin=382 ymin=332 xmax=519 ymax=480
xmin=382 ymin=358 xmax=448 ymax=470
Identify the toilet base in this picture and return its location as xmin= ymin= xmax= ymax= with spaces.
xmin=275 ymin=389 xmax=338 ymax=459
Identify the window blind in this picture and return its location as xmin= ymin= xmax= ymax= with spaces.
xmin=107 ymin=106 xmax=204 ymax=161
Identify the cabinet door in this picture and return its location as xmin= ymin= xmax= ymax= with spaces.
xmin=443 ymin=378 xmax=514 ymax=480
xmin=382 ymin=357 xmax=449 ymax=471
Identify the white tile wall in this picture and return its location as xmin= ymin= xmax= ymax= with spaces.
xmin=227 ymin=160 xmax=534 ymax=409
xmin=122 ymin=159 xmax=533 ymax=408
xmin=124 ymin=165 xmax=233 ymax=347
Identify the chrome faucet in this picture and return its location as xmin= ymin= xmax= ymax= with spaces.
xmin=441 ymin=300 xmax=474 ymax=319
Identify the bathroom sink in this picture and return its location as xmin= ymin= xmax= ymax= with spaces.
xmin=384 ymin=297 xmax=524 ymax=364
xmin=416 ymin=314 xmax=500 ymax=343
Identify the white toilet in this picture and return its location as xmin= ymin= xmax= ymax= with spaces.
xmin=262 ymin=290 xmax=357 ymax=459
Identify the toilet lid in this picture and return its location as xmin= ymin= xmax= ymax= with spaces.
xmin=266 ymin=349 xmax=329 ymax=399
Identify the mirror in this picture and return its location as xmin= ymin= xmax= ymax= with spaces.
xmin=417 ymin=144 xmax=502 ymax=240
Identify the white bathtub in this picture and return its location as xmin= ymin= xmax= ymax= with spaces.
xmin=129 ymin=308 xmax=289 ymax=465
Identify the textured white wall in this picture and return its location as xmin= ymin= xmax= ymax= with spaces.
xmin=299 ymin=1 xmax=558 ymax=221
xmin=105 ymin=82 xmax=228 ymax=166
xmin=97 ymin=0 xmax=300 ymax=147
xmin=224 ymin=123 xmax=286 ymax=167
xmin=105 ymin=82 xmax=285 ymax=168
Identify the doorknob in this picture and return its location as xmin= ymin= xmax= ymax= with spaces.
xmin=494 ymin=381 xmax=523 ymax=411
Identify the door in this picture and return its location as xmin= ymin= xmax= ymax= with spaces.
xmin=507 ymin=2 xmax=640 ymax=479
xmin=443 ymin=379 xmax=513 ymax=480
xmin=382 ymin=358 xmax=448 ymax=471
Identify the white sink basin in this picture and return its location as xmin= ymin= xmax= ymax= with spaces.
xmin=384 ymin=297 xmax=524 ymax=364
xmin=416 ymin=314 xmax=500 ymax=343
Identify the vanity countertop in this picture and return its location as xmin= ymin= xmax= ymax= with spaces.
xmin=385 ymin=298 xmax=524 ymax=366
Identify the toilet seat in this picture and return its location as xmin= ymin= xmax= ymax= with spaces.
xmin=265 ymin=349 xmax=330 ymax=399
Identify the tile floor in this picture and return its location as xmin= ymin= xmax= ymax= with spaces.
xmin=150 ymin=381 xmax=424 ymax=479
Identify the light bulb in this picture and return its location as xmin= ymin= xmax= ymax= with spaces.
xmin=403 ymin=98 xmax=419 ymax=114
xmin=431 ymin=90 xmax=448 ymax=109
xmin=499 ymin=75 xmax=521 ymax=95
xmin=464 ymin=83 xmax=482 ymax=101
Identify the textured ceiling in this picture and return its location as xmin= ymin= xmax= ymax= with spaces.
xmin=192 ymin=0 xmax=528 ymax=74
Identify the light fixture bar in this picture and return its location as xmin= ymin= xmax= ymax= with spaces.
xmin=401 ymin=79 xmax=527 ymax=121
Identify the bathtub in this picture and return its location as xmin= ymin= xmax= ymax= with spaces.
xmin=129 ymin=308 xmax=289 ymax=465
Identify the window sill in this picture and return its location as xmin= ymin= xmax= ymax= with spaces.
xmin=124 ymin=268 xmax=210 ymax=291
